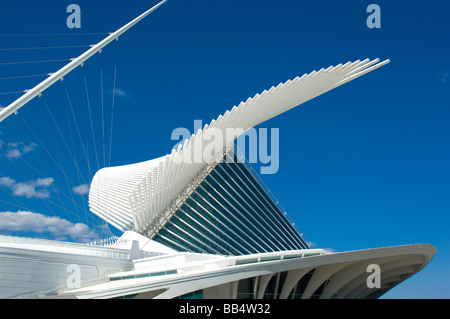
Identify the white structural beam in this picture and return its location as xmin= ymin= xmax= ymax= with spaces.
xmin=0 ymin=0 xmax=168 ymax=123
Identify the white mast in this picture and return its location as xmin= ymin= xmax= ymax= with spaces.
xmin=0 ymin=0 xmax=168 ymax=123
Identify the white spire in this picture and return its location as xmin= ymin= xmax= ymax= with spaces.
xmin=0 ymin=0 xmax=168 ymax=123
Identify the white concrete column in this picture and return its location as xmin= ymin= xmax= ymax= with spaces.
xmin=301 ymin=263 xmax=349 ymax=299
xmin=273 ymin=273 xmax=281 ymax=299
xmin=230 ymin=280 xmax=239 ymax=299
xmin=256 ymin=274 xmax=274 ymax=299
xmin=253 ymin=276 xmax=260 ymax=299
xmin=279 ymin=268 xmax=313 ymax=299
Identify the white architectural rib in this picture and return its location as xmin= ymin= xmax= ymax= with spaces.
xmin=89 ymin=59 xmax=390 ymax=233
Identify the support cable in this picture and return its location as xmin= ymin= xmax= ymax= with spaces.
xmin=40 ymin=95 xmax=89 ymax=187
xmin=0 ymin=59 xmax=72 ymax=66
xmin=61 ymin=79 xmax=94 ymax=181
xmin=0 ymin=74 xmax=50 ymax=81
xmin=0 ymin=45 xmax=91 ymax=51
xmin=0 ymin=33 xmax=108 ymax=37
xmin=42 ymin=103 xmax=80 ymax=225
xmin=0 ymin=90 xmax=26 ymax=96
xmin=82 ymin=63 xmax=100 ymax=172
xmin=66 ymin=112 xmax=91 ymax=230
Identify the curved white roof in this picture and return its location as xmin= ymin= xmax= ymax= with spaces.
xmin=62 ymin=243 xmax=436 ymax=299
xmin=89 ymin=58 xmax=390 ymax=233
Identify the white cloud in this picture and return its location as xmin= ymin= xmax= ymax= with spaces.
xmin=114 ymin=88 xmax=128 ymax=97
xmin=0 ymin=210 xmax=99 ymax=242
xmin=72 ymin=183 xmax=89 ymax=195
xmin=441 ymin=71 xmax=449 ymax=83
xmin=0 ymin=177 xmax=54 ymax=199
xmin=0 ymin=176 xmax=15 ymax=188
xmin=108 ymin=88 xmax=129 ymax=98
xmin=0 ymin=141 xmax=37 ymax=159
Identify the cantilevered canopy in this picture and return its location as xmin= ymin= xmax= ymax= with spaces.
xmin=89 ymin=58 xmax=390 ymax=233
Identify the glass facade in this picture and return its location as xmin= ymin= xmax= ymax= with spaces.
xmin=153 ymin=156 xmax=309 ymax=255
xmin=235 ymin=270 xmax=325 ymax=299
xmin=175 ymin=290 xmax=204 ymax=299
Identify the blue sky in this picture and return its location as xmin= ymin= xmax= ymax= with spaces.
xmin=0 ymin=0 xmax=449 ymax=298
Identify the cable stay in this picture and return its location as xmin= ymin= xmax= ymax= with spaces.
xmin=0 ymin=45 xmax=91 ymax=51
xmin=0 ymin=74 xmax=51 ymax=81
xmin=0 ymin=90 xmax=26 ymax=96
xmin=0 ymin=33 xmax=109 ymax=37
xmin=0 ymin=59 xmax=72 ymax=66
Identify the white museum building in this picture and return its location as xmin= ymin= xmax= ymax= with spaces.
xmin=0 ymin=1 xmax=435 ymax=299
